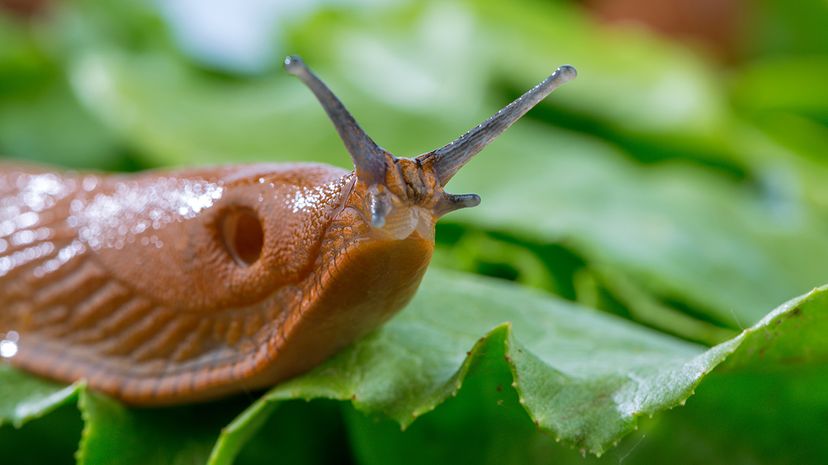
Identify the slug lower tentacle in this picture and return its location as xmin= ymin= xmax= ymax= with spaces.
xmin=0 ymin=56 xmax=575 ymax=405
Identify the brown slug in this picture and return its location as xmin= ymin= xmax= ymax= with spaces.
xmin=0 ymin=56 xmax=576 ymax=405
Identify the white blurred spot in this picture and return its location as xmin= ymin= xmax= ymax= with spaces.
xmin=156 ymin=0 xmax=316 ymax=73
xmin=0 ymin=331 xmax=18 ymax=358
xmin=155 ymin=0 xmax=395 ymax=73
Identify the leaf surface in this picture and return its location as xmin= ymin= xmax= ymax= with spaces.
xmin=208 ymin=269 xmax=828 ymax=463
xmin=2 ymin=269 xmax=828 ymax=463
xmin=0 ymin=364 xmax=80 ymax=428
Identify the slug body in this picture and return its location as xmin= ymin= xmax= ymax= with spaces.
xmin=0 ymin=57 xmax=576 ymax=405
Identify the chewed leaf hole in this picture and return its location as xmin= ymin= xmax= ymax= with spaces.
xmin=221 ymin=208 xmax=264 ymax=267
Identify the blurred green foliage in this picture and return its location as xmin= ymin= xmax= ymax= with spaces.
xmin=2 ymin=0 xmax=828 ymax=463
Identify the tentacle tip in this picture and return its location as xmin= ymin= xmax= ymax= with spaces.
xmin=283 ymin=55 xmax=306 ymax=75
xmin=556 ymin=65 xmax=577 ymax=82
xmin=461 ymin=193 xmax=482 ymax=209
xmin=436 ymin=193 xmax=481 ymax=217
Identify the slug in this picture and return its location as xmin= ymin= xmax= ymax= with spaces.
xmin=0 ymin=56 xmax=576 ymax=405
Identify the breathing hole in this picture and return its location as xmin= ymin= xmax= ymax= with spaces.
xmin=221 ymin=208 xmax=264 ymax=267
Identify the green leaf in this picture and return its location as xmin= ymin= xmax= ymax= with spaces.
xmin=341 ymin=361 xmax=828 ymax=465
xmin=0 ymin=403 xmax=84 ymax=465
xmin=732 ymin=56 xmax=828 ymax=119
xmin=0 ymin=364 xmax=80 ymax=428
xmin=0 ymin=81 xmax=126 ymax=169
xmin=341 ymin=324 xmax=556 ymax=465
xmin=233 ymin=400 xmax=352 ymax=465
xmin=209 ymin=269 xmax=828 ymax=463
xmin=618 ymin=366 xmax=828 ymax=464
xmin=0 ymin=12 xmax=129 ymax=170
xmin=77 ymin=391 xmax=249 ymax=465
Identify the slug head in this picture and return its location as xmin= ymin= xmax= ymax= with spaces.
xmin=284 ymin=56 xmax=576 ymax=240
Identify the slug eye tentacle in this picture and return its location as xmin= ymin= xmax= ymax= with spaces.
xmin=284 ymin=56 xmax=389 ymax=186
xmin=286 ymin=56 xmax=576 ymax=226
xmin=418 ymin=65 xmax=577 ymax=186
xmin=435 ymin=193 xmax=481 ymax=217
